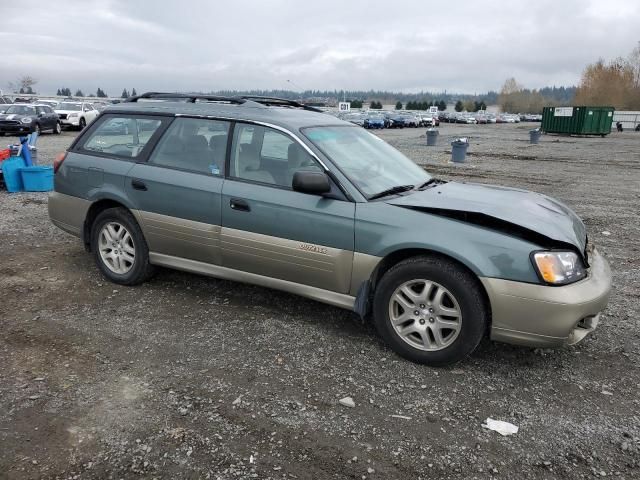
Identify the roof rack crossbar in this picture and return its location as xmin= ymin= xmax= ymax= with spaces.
xmin=238 ymin=95 xmax=323 ymax=112
xmin=125 ymin=92 xmax=246 ymax=104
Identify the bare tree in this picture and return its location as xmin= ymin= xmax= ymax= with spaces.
xmin=7 ymin=76 xmax=38 ymax=94
xmin=628 ymin=41 xmax=640 ymax=89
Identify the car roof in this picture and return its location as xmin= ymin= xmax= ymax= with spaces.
xmin=104 ymin=99 xmax=348 ymax=131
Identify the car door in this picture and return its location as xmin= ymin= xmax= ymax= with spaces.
xmin=82 ymin=103 xmax=95 ymax=124
xmin=86 ymin=103 xmax=99 ymax=123
xmin=35 ymin=106 xmax=51 ymax=130
xmin=221 ymin=122 xmax=355 ymax=294
xmin=125 ymin=116 xmax=229 ymax=265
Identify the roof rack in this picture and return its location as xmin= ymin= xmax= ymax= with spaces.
xmin=125 ymin=92 xmax=246 ymax=104
xmin=239 ymin=95 xmax=323 ymax=112
xmin=124 ymin=92 xmax=323 ymax=113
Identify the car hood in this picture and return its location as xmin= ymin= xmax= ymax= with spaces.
xmin=55 ymin=110 xmax=80 ymax=114
xmin=0 ymin=113 xmax=29 ymax=120
xmin=386 ymin=181 xmax=587 ymax=255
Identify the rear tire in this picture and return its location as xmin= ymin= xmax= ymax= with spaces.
xmin=373 ymin=255 xmax=488 ymax=366
xmin=90 ymin=207 xmax=155 ymax=286
xmin=79 ymin=117 xmax=86 ymax=130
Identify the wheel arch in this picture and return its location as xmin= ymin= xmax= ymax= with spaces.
xmin=367 ymin=248 xmax=492 ymax=327
xmin=82 ymin=199 xmax=133 ymax=251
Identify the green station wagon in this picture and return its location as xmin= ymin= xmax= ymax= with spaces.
xmin=49 ymin=93 xmax=612 ymax=365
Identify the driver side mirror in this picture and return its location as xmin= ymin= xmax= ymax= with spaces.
xmin=292 ymin=171 xmax=331 ymax=195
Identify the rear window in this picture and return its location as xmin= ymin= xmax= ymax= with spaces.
xmin=80 ymin=116 xmax=164 ymax=158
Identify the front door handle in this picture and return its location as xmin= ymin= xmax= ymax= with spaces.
xmin=230 ymin=198 xmax=250 ymax=212
xmin=131 ymin=179 xmax=147 ymax=191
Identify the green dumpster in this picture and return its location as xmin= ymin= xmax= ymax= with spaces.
xmin=541 ymin=106 xmax=614 ymax=136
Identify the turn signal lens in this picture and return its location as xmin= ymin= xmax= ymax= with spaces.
xmin=53 ymin=151 xmax=67 ymax=173
xmin=533 ymin=251 xmax=587 ymax=285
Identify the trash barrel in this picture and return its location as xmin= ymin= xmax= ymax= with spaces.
xmin=426 ymin=128 xmax=439 ymax=146
xmin=451 ymin=138 xmax=469 ymax=163
xmin=529 ymin=128 xmax=542 ymax=144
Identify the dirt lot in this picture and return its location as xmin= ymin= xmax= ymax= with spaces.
xmin=1 ymin=124 xmax=639 ymax=479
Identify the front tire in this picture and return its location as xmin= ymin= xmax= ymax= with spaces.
xmin=53 ymin=122 xmax=61 ymax=134
xmin=373 ymin=255 xmax=487 ymax=366
xmin=90 ymin=207 xmax=155 ymax=285
xmin=79 ymin=117 xmax=86 ymax=130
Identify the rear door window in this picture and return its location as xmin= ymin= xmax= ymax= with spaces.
xmin=79 ymin=115 xmax=165 ymax=159
xmin=148 ymin=117 xmax=229 ymax=175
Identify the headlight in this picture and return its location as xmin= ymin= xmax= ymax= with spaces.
xmin=21 ymin=117 xmax=32 ymax=123
xmin=68 ymin=113 xmax=79 ymax=118
xmin=532 ymin=251 xmax=587 ymax=285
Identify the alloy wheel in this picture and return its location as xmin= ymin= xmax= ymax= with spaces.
xmin=98 ymin=222 xmax=135 ymax=274
xmin=388 ymin=279 xmax=462 ymax=351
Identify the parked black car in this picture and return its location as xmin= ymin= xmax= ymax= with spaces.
xmin=0 ymin=104 xmax=61 ymax=136
xmin=384 ymin=112 xmax=407 ymax=128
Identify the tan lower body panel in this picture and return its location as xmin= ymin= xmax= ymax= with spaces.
xmin=350 ymin=252 xmax=382 ymax=296
xmin=482 ymin=249 xmax=611 ymax=347
xmin=220 ymin=227 xmax=355 ymax=293
xmin=133 ymin=210 xmax=221 ymax=265
xmin=149 ymin=252 xmax=355 ymax=310
xmin=48 ymin=192 xmax=91 ymax=237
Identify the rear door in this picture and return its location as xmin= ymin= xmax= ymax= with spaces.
xmin=221 ymin=122 xmax=355 ymax=293
xmin=83 ymin=103 xmax=99 ymax=124
xmin=35 ymin=106 xmax=53 ymax=130
xmin=125 ymin=116 xmax=230 ymax=265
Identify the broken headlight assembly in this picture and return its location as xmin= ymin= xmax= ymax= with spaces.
xmin=532 ymin=251 xmax=587 ymax=285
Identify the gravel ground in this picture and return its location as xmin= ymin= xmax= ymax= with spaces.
xmin=1 ymin=124 xmax=639 ymax=479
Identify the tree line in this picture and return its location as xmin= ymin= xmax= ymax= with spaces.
xmin=497 ymin=42 xmax=640 ymax=113
xmin=54 ymin=87 xmax=138 ymax=98
xmin=454 ymin=100 xmax=487 ymax=112
xmin=574 ymin=42 xmax=640 ymax=109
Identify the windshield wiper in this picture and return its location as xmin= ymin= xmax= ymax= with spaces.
xmin=368 ymin=184 xmax=415 ymax=200
xmin=417 ymin=178 xmax=445 ymax=190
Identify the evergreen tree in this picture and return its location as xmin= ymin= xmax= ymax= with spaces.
xmin=395 ymin=101 xmax=403 ymax=110
xmin=131 ymin=88 xmax=137 ymax=96
xmin=56 ymin=88 xmax=62 ymax=96
xmin=75 ymin=89 xmax=84 ymax=97
xmin=19 ymin=87 xmax=25 ymax=94
xmin=480 ymin=101 xmax=487 ymax=111
xmin=454 ymin=100 xmax=464 ymax=112
xmin=438 ymin=100 xmax=447 ymax=111
xmin=121 ymin=89 xmax=129 ymax=99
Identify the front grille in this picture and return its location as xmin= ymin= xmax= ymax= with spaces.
xmin=58 ymin=114 xmax=67 ymax=120
xmin=0 ymin=120 xmax=20 ymax=126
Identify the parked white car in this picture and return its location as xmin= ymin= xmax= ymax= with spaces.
xmin=54 ymin=101 xmax=99 ymax=130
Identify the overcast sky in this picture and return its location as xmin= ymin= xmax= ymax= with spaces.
xmin=1 ymin=0 xmax=638 ymax=96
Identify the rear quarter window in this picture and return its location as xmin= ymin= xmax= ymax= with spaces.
xmin=77 ymin=115 xmax=167 ymax=159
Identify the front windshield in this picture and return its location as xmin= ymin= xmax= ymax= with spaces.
xmin=304 ymin=126 xmax=430 ymax=198
xmin=5 ymin=105 xmax=36 ymax=115
xmin=57 ymin=103 xmax=81 ymax=111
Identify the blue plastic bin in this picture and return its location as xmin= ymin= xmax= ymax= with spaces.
xmin=20 ymin=166 xmax=54 ymax=192
xmin=2 ymin=156 xmax=26 ymax=192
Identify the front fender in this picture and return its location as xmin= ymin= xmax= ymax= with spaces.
xmin=355 ymin=202 xmax=541 ymax=283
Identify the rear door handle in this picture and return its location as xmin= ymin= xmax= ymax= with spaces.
xmin=230 ymin=198 xmax=250 ymax=212
xmin=131 ymin=179 xmax=147 ymax=191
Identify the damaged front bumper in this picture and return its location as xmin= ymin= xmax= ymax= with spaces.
xmin=480 ymin=249 xmax=611 ymax=348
